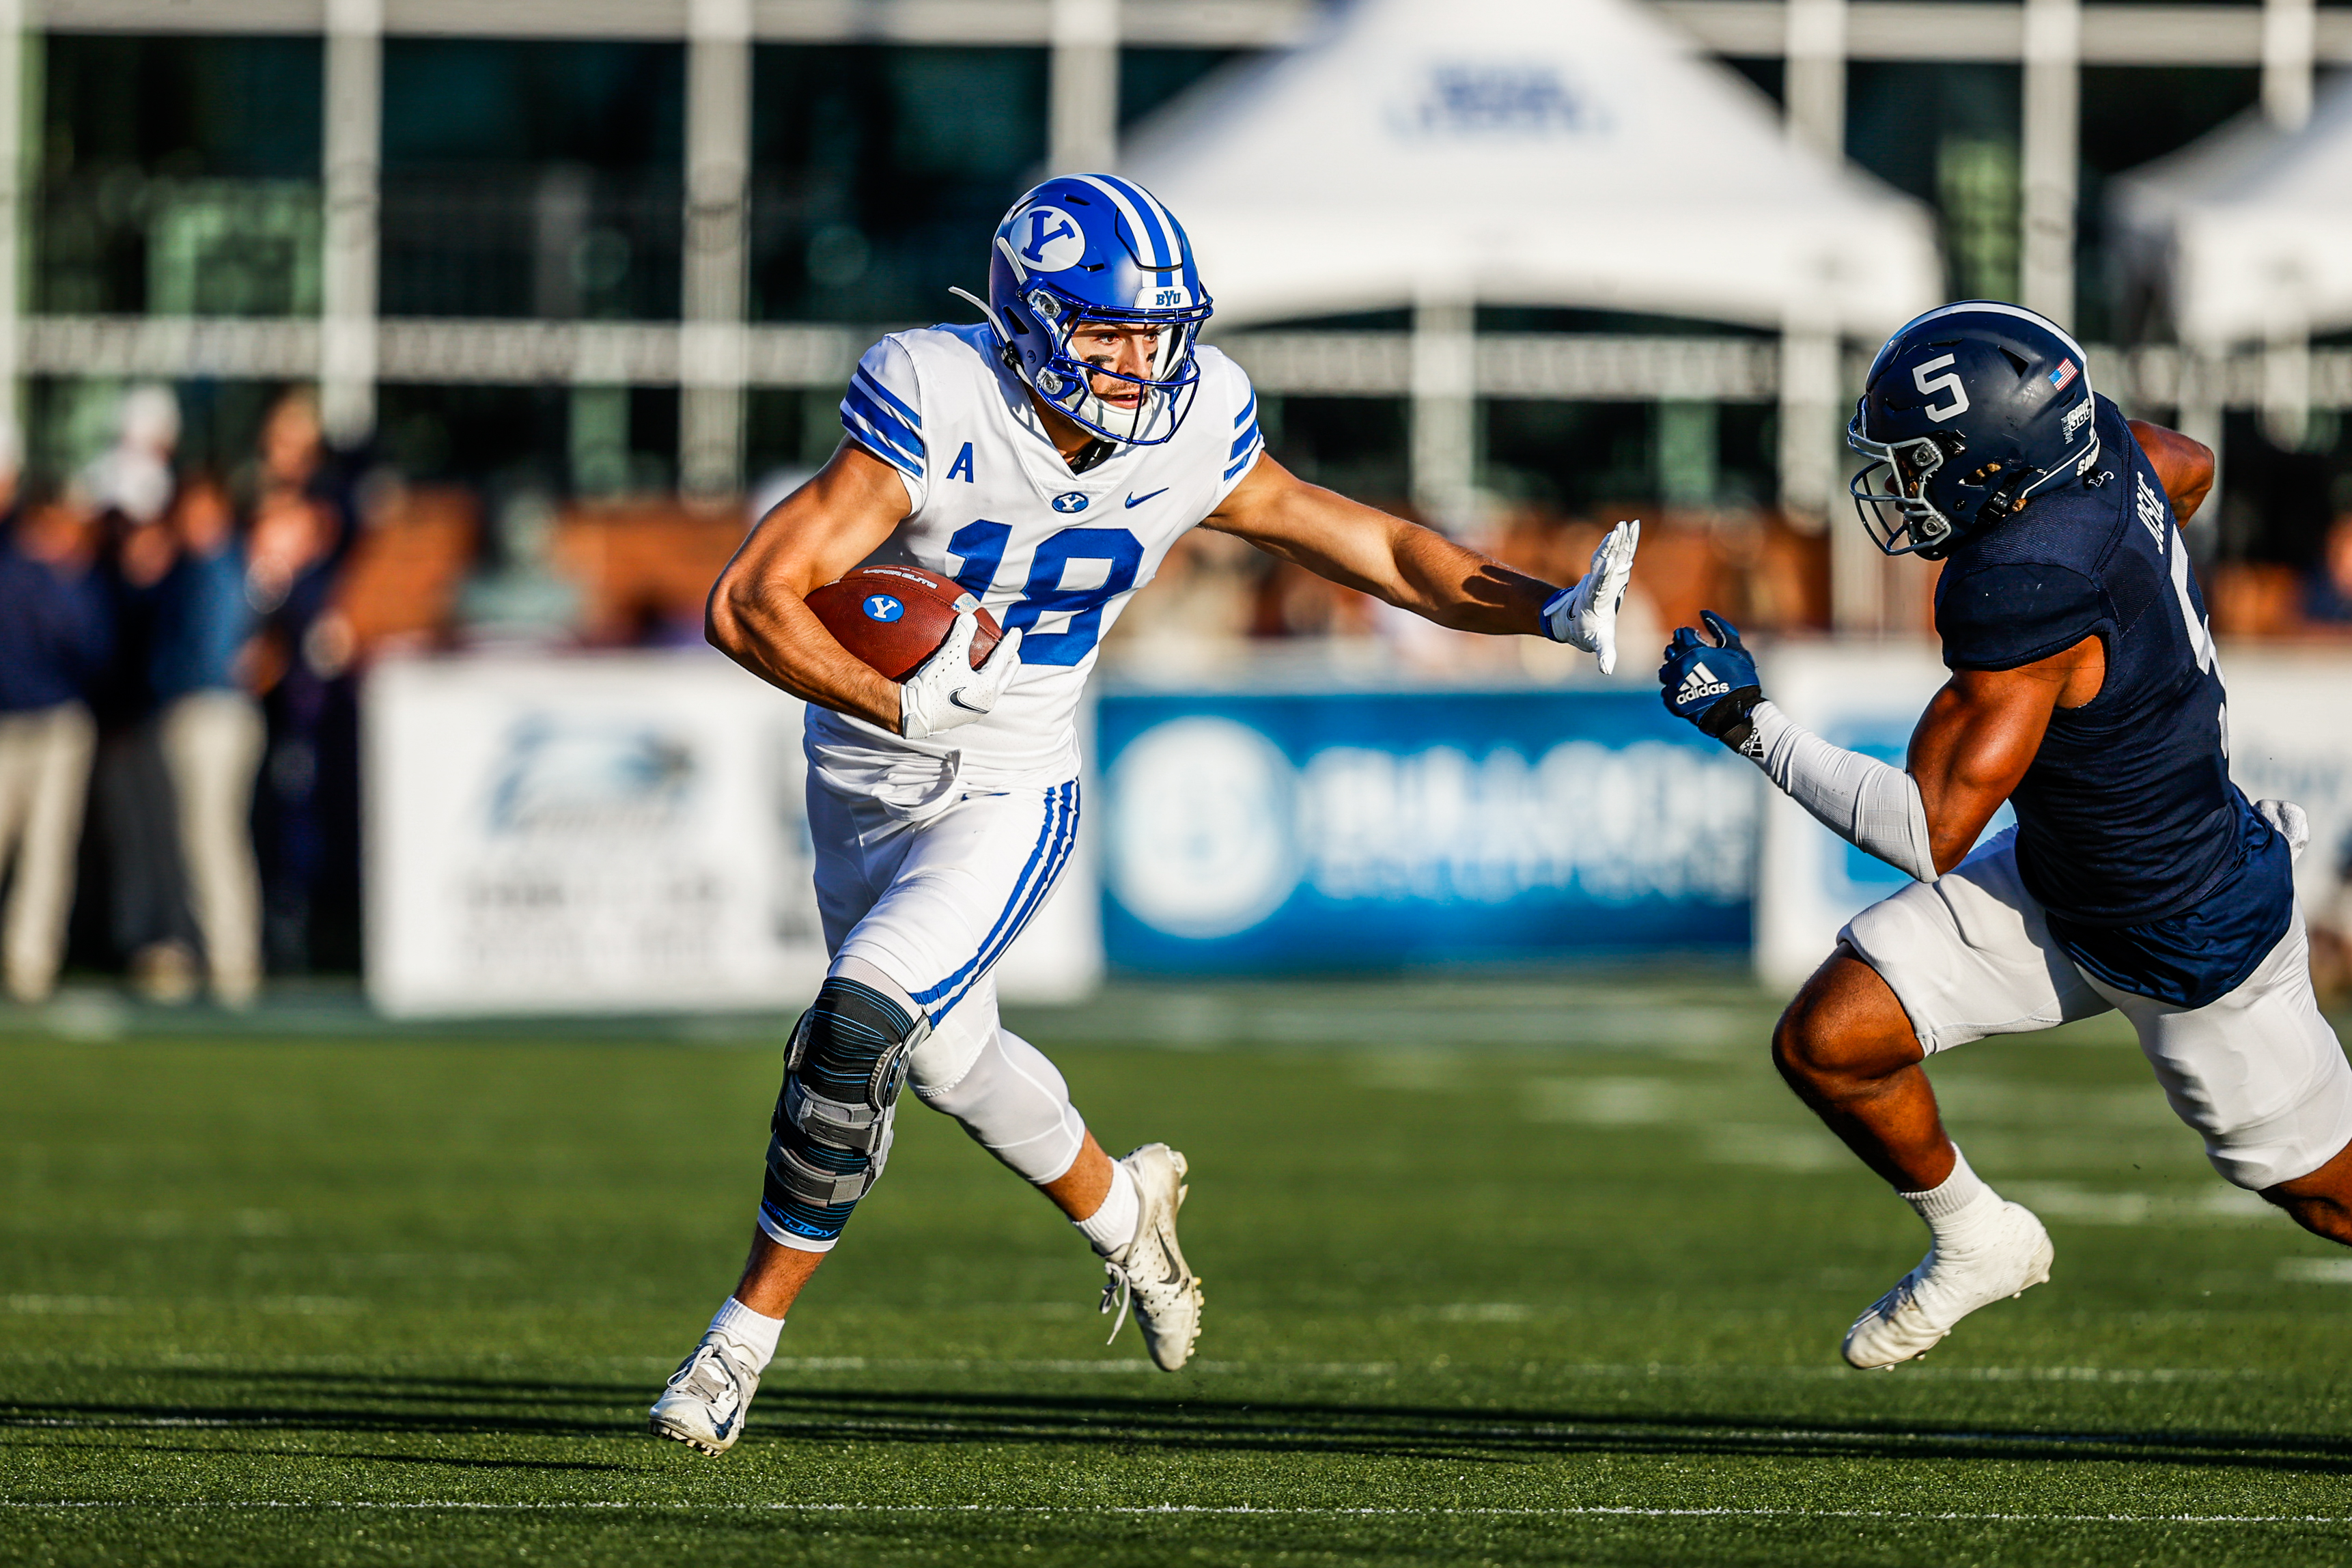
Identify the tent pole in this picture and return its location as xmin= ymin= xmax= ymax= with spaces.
xmin=2261 ymin=0 xmax=2316 ymax=130
xmin=0 ymin=0 xmax=22 ymax=460
xmin=1410 ymin=288 xmax=1476 ymax=532
xmin=1783 ymin=0 xmax=1846 ymax=158
xmin=2260 ymin=269 xmax=2310 ymax=453
xmin=2177 ymin=341 xmax=2226 ymax=552
xmin=322 ymin=0 xmax=382 ymax=447
xmin=2019 ymin=0 xmax=2080 ymax=327
xmin=1050 ymin=0 xmax=1119 ymax=173
xmin=682 ymin=0 xmax=753 ymax=499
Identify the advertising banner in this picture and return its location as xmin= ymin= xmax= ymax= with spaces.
xmin=365 ymin=652 xmax=826 ymax=1016
xmin=365 ymin=652 xmax=1102 ymax=1017
xmin=1097 ymin=688 xmax=1758 ymax=972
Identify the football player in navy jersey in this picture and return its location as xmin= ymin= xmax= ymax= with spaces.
xmin=1661 ymin=301 xmax=2352 ymax=1369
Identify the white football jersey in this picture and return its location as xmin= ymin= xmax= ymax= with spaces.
xmin=813 ymin=322 xmax=1263 ymax=804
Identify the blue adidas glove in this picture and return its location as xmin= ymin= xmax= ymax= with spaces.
xmin=1660 ymin=611 xmax=1764 ymax=744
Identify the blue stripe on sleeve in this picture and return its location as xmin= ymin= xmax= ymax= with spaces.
xmin=852 ymin=365 xmax=922 ymax=432
xmin=1233 ymin=391 xmax=1257 ymax=429
xmin=840 ymin=387 xmax=923 ymax=475
xmin=1224 ymin=428 xmax=1263 ymax=482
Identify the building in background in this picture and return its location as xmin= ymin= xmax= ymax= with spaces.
xmin=6 ymin=0 xmax=2349 ymax=637
xmin=5 ymin=0 xmax=2352 ymax=992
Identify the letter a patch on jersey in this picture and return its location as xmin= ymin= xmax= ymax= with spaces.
xmin=947 ymin=442 xmax=976 ymax=484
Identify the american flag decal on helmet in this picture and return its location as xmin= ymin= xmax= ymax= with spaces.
xmin=2048 ymin=359 xmax=2079 ymax=392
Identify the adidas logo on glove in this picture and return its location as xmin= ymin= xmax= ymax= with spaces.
xmin=1677 ymin=662 xmax=1731 ymax=705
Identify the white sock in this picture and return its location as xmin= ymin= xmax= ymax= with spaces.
xmin=1898 ymin=1148 xmax=2004 ymax=1249
xmin=1073 ymin=1161 xmax=1140 ymax=1258
xmin=708 ymin=1297 xmax=784 ymax=1371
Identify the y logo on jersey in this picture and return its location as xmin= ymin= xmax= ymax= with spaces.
xmin=1016 ymin=206 xmax=1086 ymax=272
xmin=1051 ymin=492 xmax=1089 ymax=514
xmin=863 ymin=595 xmax=906 ymax=623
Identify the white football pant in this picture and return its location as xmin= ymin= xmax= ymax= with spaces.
xmin=1843 ymin=827 xmax=2352 ymax=1190
xmin=807 ymin=772 xmax=1089 ymax=1186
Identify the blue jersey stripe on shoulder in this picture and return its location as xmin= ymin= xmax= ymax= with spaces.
xmin=842 ymin=378 xmax=919 ymax=449
xmin=840 ymin=387 xmax=923 ymax=473
xmin=1233 ymin=391 xmax=1257 ymax=429
xmin=1224 ymin=433 xmax=1263 ymax=482
xmin=852 ymin=365 xmax=922 ymax=430
xmin=1228 ymin=420 xmax=1259 ymax=461
xmin=840 ymin=409 xmax=921 ymax=473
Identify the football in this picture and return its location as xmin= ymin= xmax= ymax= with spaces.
xmin=806 ymin=563 xmax=1003 ymax=681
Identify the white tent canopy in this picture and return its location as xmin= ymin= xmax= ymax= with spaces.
xmin=1118 ymin=0 xmax=1941 ymax=336
xmin=2110 ymin=76 xmax=2352 ymax=348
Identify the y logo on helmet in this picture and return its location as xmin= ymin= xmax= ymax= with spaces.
xmin=1016 ymin=206 xmax=1086 ymax=271
xmin=1909 ymin=354 xmax=1966 ymax=423
xmin=1912 ymin=354 xmax=1970 ymax=423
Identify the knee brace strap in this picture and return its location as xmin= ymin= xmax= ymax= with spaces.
xmin=761 ymin=977 xmax=929 ymax=1240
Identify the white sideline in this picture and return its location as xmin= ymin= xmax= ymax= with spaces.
xmin=0 ymin=1502 xmax=2346 ymax=1524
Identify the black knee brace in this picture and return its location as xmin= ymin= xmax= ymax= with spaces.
xmin=759 ymin=977 xmax=929 ymax=1246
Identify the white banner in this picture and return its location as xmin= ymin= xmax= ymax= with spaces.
xmin=364 ymin=651 xmax=1101 ymax=1018
xmin=1755 ymin=642 xmax=2352 ymax=992
xmin=365 ymin=652 xmax=826 ymax=1016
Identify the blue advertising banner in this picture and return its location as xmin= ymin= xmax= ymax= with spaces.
xmin=1097 ymin=688 xmax=1758 ymax=972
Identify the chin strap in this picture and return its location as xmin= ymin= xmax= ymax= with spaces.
xmin=1742 ymin=700 xmax=1940 ymax=884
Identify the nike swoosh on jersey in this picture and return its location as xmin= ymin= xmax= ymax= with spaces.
xmin=1124 ymin=488 xmax=1170 ymax=509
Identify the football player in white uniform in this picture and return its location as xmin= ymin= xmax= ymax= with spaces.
xmin=650 ymin=173 xmax=1640 ymax=1455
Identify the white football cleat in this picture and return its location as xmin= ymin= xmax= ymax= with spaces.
xmin=1842 ymin=1200 xmax=2055 ymax=1369
xmin=1100 ymin=1143 xmax=1203 ymax=1371
xmin=649 ymin=1334 xmax=763 ymax=1455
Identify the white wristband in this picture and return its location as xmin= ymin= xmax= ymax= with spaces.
xmin=1743 ymin=700 xmax=1939 ymax=883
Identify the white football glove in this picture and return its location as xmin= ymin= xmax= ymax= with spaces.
xmin=1541 ymin=518 xmax=1641 ymax=674
xmin=898 ymin=613 xmax=1024 ymax=740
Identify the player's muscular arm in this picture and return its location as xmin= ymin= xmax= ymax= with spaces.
xmin=705 ymin=440 xmax=912 ymax=731
xmin=2127 ymin=419 xmax=2215 ymax=522
xmin=1905 ymin=639 xmax=2103 ymax=873
xmin=1202 ymin=454 xmax=1556 ymax=633
xmin=1663 ymin=613 xmax=2103 ymax=880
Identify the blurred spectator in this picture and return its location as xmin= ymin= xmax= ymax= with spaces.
xmin=0 ymin=438 xmax=109 ymax=1004
xmin=244 ymin=389 xmax=361 ymax=975
xmin=76 ymin=384 xmax=178 ymax=533
xmin=152 ymin=473 xmax=264 ymax=1007
xmin=2305 ymin=515 xmax=2352 ymax=628
xmin=83 ymin=387 xmax=204 ymax=1002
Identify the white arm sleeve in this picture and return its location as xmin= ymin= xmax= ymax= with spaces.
xmin=1744 ymin=699 xmax=1940 ymax=883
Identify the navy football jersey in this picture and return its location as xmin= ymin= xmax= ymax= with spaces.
xmin=1932 ymin=393 xmax=2291 ymax=1007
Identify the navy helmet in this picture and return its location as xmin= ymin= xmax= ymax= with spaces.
xmin=1847 ymin=301 xmax=2101 ymax=559
xmin=963 ymin=174 xmax=1214 ymax=447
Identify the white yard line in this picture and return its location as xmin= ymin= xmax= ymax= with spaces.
xmin=0 ymin=1501 xmax=2344 ymax=1524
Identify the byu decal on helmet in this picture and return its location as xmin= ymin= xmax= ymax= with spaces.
xmin=953 ymin=174 xmax=1215 ymax=447
xmin=1847 ymin=300 xmax=2101 ymax=559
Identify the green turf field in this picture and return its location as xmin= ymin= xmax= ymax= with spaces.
xmin=7 ymin=976 xmax=2352 ymax=1566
